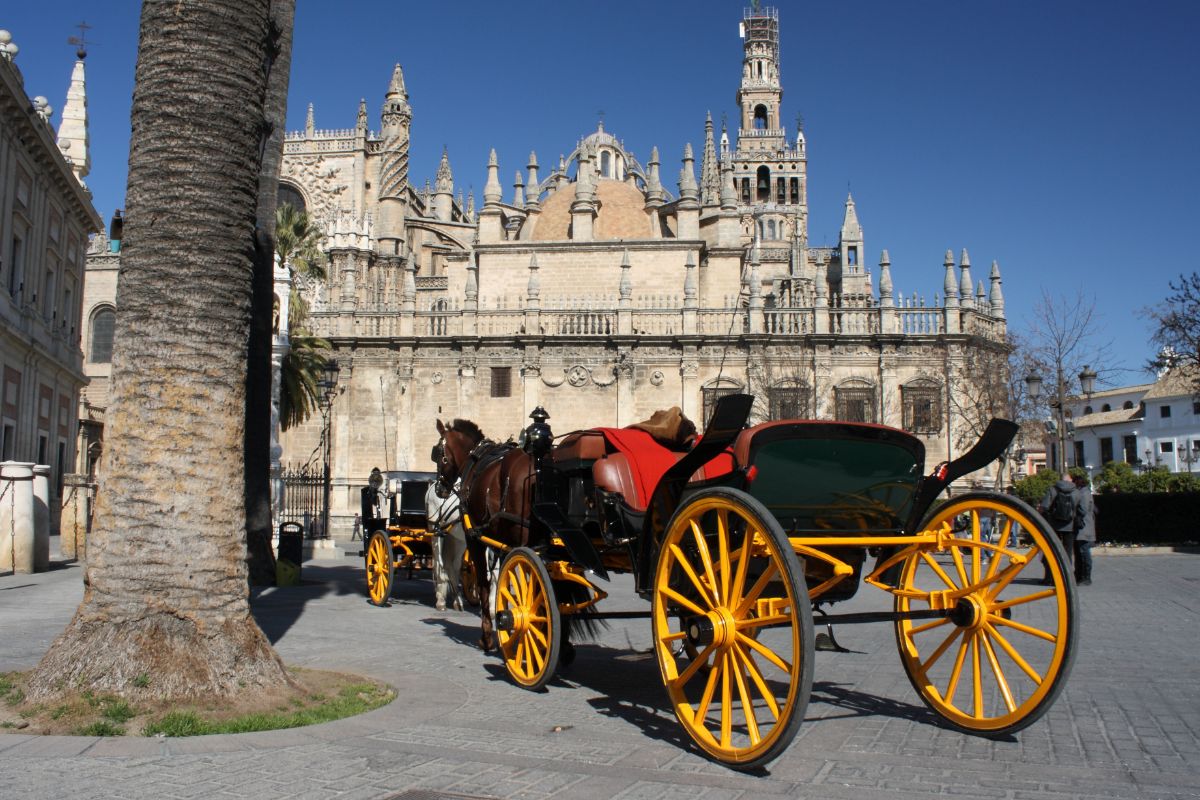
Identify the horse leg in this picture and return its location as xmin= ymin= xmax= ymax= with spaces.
xmin=432 ymin=533 xmax=447 ymax=610
xmin=444 ymin=523 xmax=467 ymax=611
xmin=467 ymin=537 xmax=495 ymax=651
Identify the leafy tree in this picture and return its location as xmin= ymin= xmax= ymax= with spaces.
xmin=1012 ymin=469 xmax=1059 ymax=508
xmin=275 ymin=203 xmax=331 ymax=431
xmin=28 ymin=0 xmax=295 ymax=699
xmin=1146 ymin=272 xmax=1200 ymax=396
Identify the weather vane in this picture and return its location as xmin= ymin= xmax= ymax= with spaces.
xmin=67 ymin=20 xmax=92 ymax=60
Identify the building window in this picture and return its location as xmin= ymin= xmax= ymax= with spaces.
xmin=789 ymin=177 xmax=799 ymax=204
xmin=1160 ymin=441 xmax=1174 ymax=454
xmin=490 ymin=367 xmax=511 ymax=398
xmin=902 ymin=384 xmax=941 ymax=434
xmin=1193 ymin=401 xmax=1200 ymax=415
xmin=1123 ymin=435 xmax=1138 ymax=464
xmin=1161 ymin=404 xmax=1172 ymax=418
xmin=277 ymin=182 xmax=306 ymax=215
xmin=847 ymin=246 xmax=857 ymax=267
xmin=600 ymin=150 xmax=611 ymax=178
xmin=1083 ymin=406 xmax=1093 ymax=415
xmin=1124 ymin=400 xmax=1134 ymax=410
xmin=89 ymin=307 xmax=116 ymax=363
xmin=835 ymin=385 xmax=876 ymax=424
xmin=1101 ymin=403 xmax=1111 ymax=412
xmin=1100 ymin=437 xmax=1114 ymax=465
xmin=754 ymin=104 xmax=768 ymax=129
xmin=756 ymin=166 xmax=770 ymax=201
xmin=1 ymin=423 xmax=13 ymax=460
xmin=703 ymin=387 xmax=740 ymax=429
xmin=1074 ymin=441 xmax=1085 ymax=468
xmin=8 ymin=236 xmax=23 ymax=297
xmin=768 ymin=385 xmax=810 ymax=420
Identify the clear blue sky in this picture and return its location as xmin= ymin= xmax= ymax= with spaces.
xmin=6 ymin=1 xmax=1197 ymax=382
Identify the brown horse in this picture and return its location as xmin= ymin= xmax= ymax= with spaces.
xmin=434 ymin=418 xmax=536 ymax=651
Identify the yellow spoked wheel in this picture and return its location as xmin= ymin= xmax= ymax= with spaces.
xmin=365 ymin=530 xmax=395 ymax=607
xmin=652 ymin=487 xmax=813 ymax=770
xmin=460 ymin=549 xmax=481 ymax=608
xmin=495 ymin=547 xmax=561 ymax=691
xmin=896 ymin=491 xmax=1077 ymax=736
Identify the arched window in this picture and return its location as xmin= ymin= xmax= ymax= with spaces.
xmin=600 ymin=150 xmax=611 ymax=178
xmin=1123 ymin=400 xmax=1134 ymax=410
xmin=89 ymin=306 xmax=115 ymax=363
xmin=902 ymin=379 xmax=942 ymax=433
xmin=1084 ymin=406 xmax=1093 ymax=415
xmin=1101 ymin=403 xmax=1111 ymax=412
xmin=767 ymin=219 xmax=776 ymax=239
xmin=277 ymin=182 xmax=306 ymax=215
xmin=756 ymin=166 xmax=770 ymax=201
xmin=835 ymin=379 xmax=877 ymax=424
xmin=754 ymin=104 xmax=769 ymax=130
xmin=702 ymin=378 xmax=743 ymax=429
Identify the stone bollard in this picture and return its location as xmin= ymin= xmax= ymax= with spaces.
xmin=60 ymin=473 xmax=93 ymax=561
xmin=0 ymin=462 xmax=36 ymax=573
xmin=32 ymin=464 xmax=51 ymax=571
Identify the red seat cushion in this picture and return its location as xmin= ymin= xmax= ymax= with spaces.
xmin=593 ymin=427 xmax=682 ymax=510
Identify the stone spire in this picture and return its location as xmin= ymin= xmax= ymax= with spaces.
xmin=719 ymin=158 xmax=737 ymax=210
xmin=700 ymin=112 xmax=720 ymax=207
xmin=386 ymin=64 xmax=409 ymax=107
xmin=433 ymin=148 xmax=454 ymax=221
xmin=402 ymin=249 xmax=417 ymax=313
xmin=512 ymin=171 xmax=525 ymax=208
xmin=840 ymin=193 xmax=862 ymax=243
xmin=678 ymin=143 xmax=699 ymax=206
xmin=56 ymin=50 xmax=90 ymax=183
xmin=959 ymin=248 xmax=974 ymax=310
xmin=305 ymin=102 xmax=314 ymax=136
xmin=574 ymin=144 xmax=596 ymax=203
xmin=356 ymin=97 xmax=368 ymax=130
xmin=421 ymin=180 xmax=432 ymax=214
xmin=525 ymin=152 xmax=540 ymax=211
xmin=943 ymin=249 xmax=959 ymax=305
xmin=526 ymin=253 xmax=541 ymax=307
xmin=683 ymin=252 xmax=698 ymax=304
xmin=483 ymin=149 xmax=502 ymax=206
xmin=719 ymin=116 xmax=730 ymax=156
xmin=879 ymin=250 xmax=893 ymax=306
xmin=465 ymin=191 xmax=476 ymax=221
xmin=976 ymin=280 xmax=986 ymax=309
xmin=989 ymin=260 xmax=1005 ymax=318
xmin=644 ymin=146 xmax=664 ymax=206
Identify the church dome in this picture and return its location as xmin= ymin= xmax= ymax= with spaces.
xmin=531 ymin=179 xmax=653 ymax=241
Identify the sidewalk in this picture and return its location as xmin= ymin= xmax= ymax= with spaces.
xmin=2 ymin=546 xmax=1198 ymax=799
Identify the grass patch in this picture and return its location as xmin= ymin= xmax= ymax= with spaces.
xmin=142 ymin=682 xmax=394 ymax=736
xmin=78 ymin=721 xmax=124 ymax=737
xmin=132 ymin=674 xmax=151 ymax=689
xmin=0 ymin=669 xmax=394 ymax=737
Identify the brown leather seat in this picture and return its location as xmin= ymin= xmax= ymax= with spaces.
xmin=592 ymin=453 xmax=645 ymax=510
xmin=553 ymin=431 xmax=607 ymax=463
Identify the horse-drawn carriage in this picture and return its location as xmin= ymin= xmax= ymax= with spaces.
xmin=362 ymin=470 xmax=477 ymax=607
xmin=435 ymin=395 xmax=1077 ymax=770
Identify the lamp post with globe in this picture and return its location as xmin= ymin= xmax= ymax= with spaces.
xmin=1025 ymin=364 xmax=1097 ymax=473
xmin=317 ymin=360 xmax=341 ymax=539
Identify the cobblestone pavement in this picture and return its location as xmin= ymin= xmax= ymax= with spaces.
xmin=1 ymin=546 xmax=1198 ymax=799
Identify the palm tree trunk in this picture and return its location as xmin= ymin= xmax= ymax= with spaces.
xmin=245 ymin=0 xmax=296 ymax=586
xmin=29 ymin=0 xmax=292 ymax=698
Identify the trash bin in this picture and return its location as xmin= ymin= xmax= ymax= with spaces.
xmin=276 ymin=521 xmax=304 ymax=586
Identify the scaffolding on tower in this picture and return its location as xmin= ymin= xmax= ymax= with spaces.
xmin=741 ymin=6 xmax=779 ymax=63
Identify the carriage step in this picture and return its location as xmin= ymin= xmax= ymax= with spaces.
xmin=532 ymin=502 xmax=609 ymax=580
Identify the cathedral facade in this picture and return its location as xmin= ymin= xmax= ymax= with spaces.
xmin=278 ymin=7 xmax=1009 ymax=534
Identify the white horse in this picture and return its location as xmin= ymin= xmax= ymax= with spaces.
xmin=425 ymin=480 xmax=467 ymax=611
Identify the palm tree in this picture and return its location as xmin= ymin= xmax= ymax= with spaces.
xmin=29 ymin=0 xmax=294 ymax=698
xmin=275 ymin=203 xmax=331 ymax=431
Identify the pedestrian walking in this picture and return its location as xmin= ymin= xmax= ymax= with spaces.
xmin=1038 ymin=475 xmax=1078 ymax=584
xmin=1072 ymin=473 xmax=1096 ymax=586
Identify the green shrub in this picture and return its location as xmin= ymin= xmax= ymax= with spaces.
xmin=1013 ymin=470 xmax=1059 ymax=508
xmin=78 ymin=721 xmax=124 ymax=737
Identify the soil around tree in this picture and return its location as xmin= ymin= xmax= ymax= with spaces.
xmin=0 ymin=668 xmax=393 ymax=737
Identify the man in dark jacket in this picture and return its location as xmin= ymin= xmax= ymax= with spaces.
xmin=1038 ymin=477 xmax=1078 ymax=585
xmin=1072 ymin=473 xmax=1096 ymax=586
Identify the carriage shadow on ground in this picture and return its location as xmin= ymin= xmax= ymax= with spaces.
xmin=251 ymin=562 xmax=426 ymax=644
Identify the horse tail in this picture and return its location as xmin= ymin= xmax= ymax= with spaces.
xmin=553 ymin=578 xmax=608 ymax=643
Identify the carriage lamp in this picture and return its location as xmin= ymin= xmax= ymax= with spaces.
xmin=523 ymin=406 xmax=553 ymax=457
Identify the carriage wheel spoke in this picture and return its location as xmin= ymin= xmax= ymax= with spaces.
xmin=673 ymin=642 xmax=717 ymax=689
xmin=921 ymin=551 xmax=960 ymax=591
xmin=694 ymin=655 xmax=721 ymax=725
xmin=720 ymin=651 xmax=733 ymax=748
xmin=661 ymin=586 xmax=708 ymax=617
xmin=738 ymin=630 xmax=792 ymax=675
xmin=527 ymin=634 xmax=546 ymax=675
xmin=991 ymin=589 xmax=1055 ymax=611
xmin=736 ymin=643 xmax=780 ymax=721
xmin=984 ymin=622 xmax=1045 ymax=685
xmin=919 ymin=625 xmax=963 ymax=675
xmin=499 ymin=586 xmax=517 ymax=608
xmin=717 ymin=510 xmax=732 ymax=605
xmin=737 ymin=612 xmax=791 ymax=630
xmin=943 ymin=630 xmax=969 ymax=703
xmin=908 ymin=617 xmax=951 ymax=636
xmin=730 ymin=538 xmax=752 ymax=607
xmin=970 ymin=512 xmax=982 ymax=585
xmin=691 ymin=521 xmax=721 ymax=605
xmin=949 ymin=545 xmax=970 ymax=589
xmin=980 ymin=631 xmax=1016 ymax=713
xmin=992 ymin=615 xmax=1057 ymax=643
xmin=971 ymin=633 xmax=984 ymax=718
xmin=528 ymin=624 xmax=548 ymax=648
xmin=660 ymin=629 xmax=688 ymax=642
xmin=735 ymin=561 xmax=779 ymax=617
xmin=730 ymin=646 xmax=761 ymax=745
xmin=670 ymin=544 xmax=717 ymax=608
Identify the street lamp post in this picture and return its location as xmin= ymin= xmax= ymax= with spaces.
xmin=1025 ymin=364 xmax=1096 ymax=474
xmin=317 ymin=359 xmax=341 ymax=540
xmin=1181 ymin=440 xmax=1200 ymax=474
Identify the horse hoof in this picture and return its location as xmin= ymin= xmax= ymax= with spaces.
xmin=435 ymin=600 xmax=447 ymax=611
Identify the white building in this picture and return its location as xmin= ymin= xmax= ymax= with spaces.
xmin=1068 ymin=369 xmax=1200 ymax=475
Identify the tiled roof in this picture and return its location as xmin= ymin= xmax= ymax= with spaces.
xmin=1142 ymin=367 xmax=1199 ymax=401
